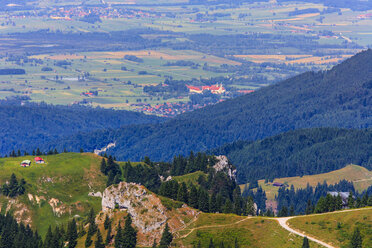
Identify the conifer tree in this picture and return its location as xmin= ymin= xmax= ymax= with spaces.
xmin=106 ymin=223 xmax=112 ymax=245
xmin=104 ymin=215 xmax=110 ymax=230
xmin=52 ymin=226 xmax=63 ymax=248
xmin=85 ymin=234 xmax=92 ymax=247
xmin=223 ymin=199 xmax=233 ymax=214
xmin=198 ymin=188 xmax=209 ymax=212
xmin=152 ymin=240 xmax=157 ymax=248
xmin=302 ymin=236 xmax=310 ymax=248
xmin=113 ymin=174 xmax=121 ymax=185
xmin=94 ymin=229 xmax=105 ymax=248
xmin=197 ymin=240 xmax=201 ymax=248
xmin=234 ymin=238 xmax=239 ymax=248
xmin=348 ymin=191 xmax=355 ymax=208
xmin=114 ymin=223 xmax=122 ymax=248
xmin=209 ymin=193 xmax=217 ymax=213
xmin=100 ymin=158 xmax=107 ymax=174
xmin=159 ymin=223 xmax=173 ymax=248
xmin=44 ymin=226 xmax=53 ymax=248
xmin=208 ymin=238 xmax=214 ymax=248
xmin=107 ymin=171 xmax=115 ymax=187
xmin=350 ymin=227 xmax=362 ymax=248
xmin=177 ymin=182 xmax=188 ymax=204
xmin=122 ymin=214 xmax=137 ymax=248
xmin=67 ymin=218 xmax=78 ymax=248
xmin=188 ymin=185 xmax=198 ymax=209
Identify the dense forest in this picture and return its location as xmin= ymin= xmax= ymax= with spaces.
xmin=0 ymin=101 xmax=162 ymax=155
xmin=212 ymin=128 xmax=372 ymax=183
xmin=0 ymin=213 xmax=43 ymax=248
xmin=275 ymin=180 xmax=372 ymax=216
xmin=48 ymin=50 xmax=372 ymax=162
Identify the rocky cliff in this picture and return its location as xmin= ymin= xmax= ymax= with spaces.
xmin=213 ymin=155 xmax=237 ymax=181
xmin=101 ymin=182 xmax=199 ymax=246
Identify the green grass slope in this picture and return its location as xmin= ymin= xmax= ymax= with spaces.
xmin=174 ymin=213 xmax=323 ymax=248
xmin=288 ymin=208 xmax=372 ymax=248
xmin=0 ymin=153 xmax=106 ymax=237
xmin=241 ymin=164 xmax=372 ymax=201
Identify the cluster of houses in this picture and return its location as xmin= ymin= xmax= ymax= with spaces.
xmin=20 ymin=157 xmax=45 ymax=167
xmin=186 ymin=84 xmax=226 ymax=94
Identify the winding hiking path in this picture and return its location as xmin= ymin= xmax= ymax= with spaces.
xmin=177 ymin=208 xmax=371 ymax=247
xmin=178 ymin=216 xmax=251 ymax=239
xmin=276 ymin=216 xmax=335 ymax=248
xmin=275 ymin=208 xmax=372 ymax=248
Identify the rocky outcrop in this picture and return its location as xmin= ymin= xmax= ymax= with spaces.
xmin=102 ymin=182 xmax=199 ymax=246
xmin=213 ymin=155 xmax=237 ymax=181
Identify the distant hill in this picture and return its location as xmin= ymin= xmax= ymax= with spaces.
xmin=213 ymin=128 xmax=372 ymax=183
xmin=0 ymin=101 xmax=162 ymax=155
xmin=242 ymin=164 xmax=372 ymax=201
xmin=50 ymin=50 xmax=372 ymax=161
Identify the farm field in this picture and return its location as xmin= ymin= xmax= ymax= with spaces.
xmin=288 ymin=208 xmax=372 ymax=248
xmin=0 ymin=0 xmax=370 ymax=115
xmin=0 ymin=49 xmax=238 ymax=110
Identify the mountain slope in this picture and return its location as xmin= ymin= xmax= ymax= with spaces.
xmin=0 ymin=153 xmax=106 ymax=236
xmin=287 ymin=208 xmax=372 ymax=248
xmin=50 ymin=50 xmax=372 ymax=161
xmin=0 ymin=101 xmax=162 ymax=155
xmin=213 ymin=128 xmax=372 ymax=183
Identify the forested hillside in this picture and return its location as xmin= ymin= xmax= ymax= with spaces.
xmin=212 ymin=128 xmax=372 ymax=183
xmin=48 ymin=50 xmax=372 ymax=161
xmin=0 ymin=101 xmax=162 ymax=155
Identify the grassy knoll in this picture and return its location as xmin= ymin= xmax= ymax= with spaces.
xmin=0 ymin=153 xmax=106 ymax=237
xmin=288 ymin=208 xmax=372 ymax=248
xmin=241 ymin=165 xmax=372 ymax=201
xmin=175 ymin=213 xmax=322 ymax=248
xmin=173 ymin=171 xmax=207 ymax=185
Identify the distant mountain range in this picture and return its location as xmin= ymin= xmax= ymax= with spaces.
xmin=0 ymin=101 xmax=162 ymax=155
xmin=47 ymin=50 xmax=372 ymax=161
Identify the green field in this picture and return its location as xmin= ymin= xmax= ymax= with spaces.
xmin=0 ymin=153 xmax=106 ymax=237
xmin=0 ymin=1 xmax=368 ymax=112
xmin=288 ymin=208 xmax=372 ymax=248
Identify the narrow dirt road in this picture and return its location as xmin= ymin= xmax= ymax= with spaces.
xmin=178 ymin=216 xmax=251 ymax=239
xmin=275 ymin=208 xmax=372 ymax=248
xmin=276 ymin=216 xmax=335 ymax=248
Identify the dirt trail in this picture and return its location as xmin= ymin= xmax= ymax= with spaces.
xmin=275 ymin=208 xmax=372 ymax=248
xmin=178 ymin=216 xmax=251 ymax=239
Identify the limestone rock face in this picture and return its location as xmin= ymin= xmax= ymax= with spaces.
xmin=213 ymin=155 xmax=237 ymax=181
xmin=101 ymin=182 xmax=199 ymax=246
xmin=102 ymin=182 xmax=167 ymax=233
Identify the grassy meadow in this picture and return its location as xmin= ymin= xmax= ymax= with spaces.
xmin=288 ymin=208 xmax=372 ymax=248
xmin=0 ymin=153 xmax=106 ymax=237
xmin=174 ymin=213 xmax=323 ymax=248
